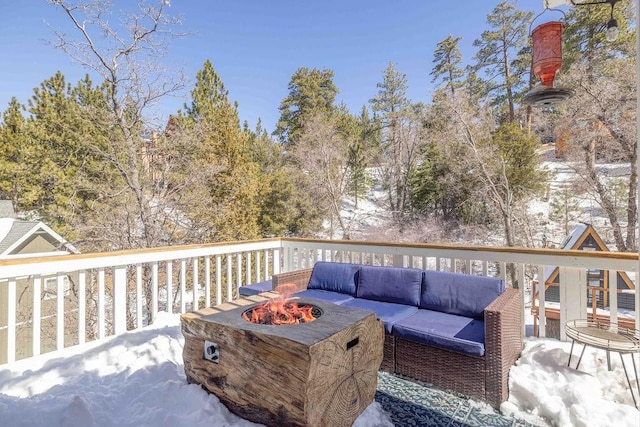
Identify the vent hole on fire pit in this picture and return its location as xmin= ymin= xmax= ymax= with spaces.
xmin=346 ymin=337 xmax=359 ymax=350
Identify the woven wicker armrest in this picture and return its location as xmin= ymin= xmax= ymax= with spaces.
xmin=272 ymin=268 xmax=314 ymax=292
xmin=483 ymin=287 xmax=523 ymax=408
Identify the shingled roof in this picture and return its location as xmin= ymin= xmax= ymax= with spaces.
xmin=0 ymin=218 xmax=78 ymax=258
xmin=0 ymin=221 xmax=40 ymax=255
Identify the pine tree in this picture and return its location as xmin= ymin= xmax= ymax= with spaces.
xmin=184 ymin=59 xmax=230 ymax=122
xmin=557 ymin=0 xmax=636 ymax=252
xmin=431 ymin=35 xmax=465 ymax=96
xmin=274 ymin=67 xmax=338 ymax=146
xmin=175 ymin=60 xmax=263 ymax=242
xmin=472 ymin=1 xmax=533 ymax=123
xmin=369 ymin=62 xmax=419 ymax=222
xmin=549 ymin=184 xmax=580 ymax=235
xmin=0 ymin=98 xmax=31 ymax=211
xmin=347 ymin=106 xmax=375 ymax=209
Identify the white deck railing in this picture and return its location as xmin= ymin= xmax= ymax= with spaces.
xmin=0 ymin=237 xmax=638 ymax=366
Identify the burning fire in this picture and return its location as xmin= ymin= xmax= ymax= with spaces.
xmin=243 ymin=283 xmax=318 ymax=325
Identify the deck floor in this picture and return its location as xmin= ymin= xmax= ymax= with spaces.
xmin=376 ymin=372 xmax=538 ymax=427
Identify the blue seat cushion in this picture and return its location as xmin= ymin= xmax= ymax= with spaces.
xmin=421 ymin=270 xmax=505 ymax=319
xmin=356 ymin=265 xmax=422 ymax=306
xmin=308 ymin=262 xmax=361 ymax=296
xmin=342 ymin=298 xmax=418 ymax=333
xmin=293 ymin=289 xmax=354 ymax=305
xmin=238 ymin=280 xmax=272 ymax=296
xmin=393 ymin=309 xmax=486 ymax=357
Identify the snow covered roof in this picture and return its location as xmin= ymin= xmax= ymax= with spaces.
xmin=541 ymin=223 xmax=634 ymax=290
xmin=543 ymin=223 xmax=594 ymax=283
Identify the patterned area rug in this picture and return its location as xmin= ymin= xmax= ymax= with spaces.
xmin=375 ymin=372 xmax=538 ymax=427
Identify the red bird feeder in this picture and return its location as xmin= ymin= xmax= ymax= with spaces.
xmin=531 ymin=21 xmax=564 ymax=87
xmin=523 ymin=14 xmax=572 ymax=108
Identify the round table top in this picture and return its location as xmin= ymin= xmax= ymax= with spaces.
xmin=565 ymin=320 xmax=640 ymax=353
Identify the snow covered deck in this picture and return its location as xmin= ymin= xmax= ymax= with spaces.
xmin=0 ymin=238 xmax=638 ymax=424
xmin=0 ymin=313 xmax=638 ymax=427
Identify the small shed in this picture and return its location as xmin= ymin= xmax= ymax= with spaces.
xmin=541 ymin=223 xmax=634 ymax=306
xmin=532 ymin=223 xmax=636 ymax=336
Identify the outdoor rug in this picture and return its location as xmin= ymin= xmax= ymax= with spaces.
xmin=375 ymin=371 xmax=538 ymax=427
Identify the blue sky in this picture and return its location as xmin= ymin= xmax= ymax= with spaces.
xmin=0 ymin=1 xmax=540 ymax=132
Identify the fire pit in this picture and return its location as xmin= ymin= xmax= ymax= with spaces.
xmin=242 ymin=284 xmax=322 ymax=325
xmin=181 ymin=291 xmax=385 ymax=427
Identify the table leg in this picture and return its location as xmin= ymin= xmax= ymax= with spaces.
xmin=620 ymin=353 xmax=638 ymax=409
xmin=632 ymin=354 xmax=640 ymax=408
xmin=575 ymin=343 xmax=587 ymax=370
xmin=568 ymin=339 xmax=575 ymax=367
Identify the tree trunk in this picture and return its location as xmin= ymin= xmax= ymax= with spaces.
xmin=583 ymin=139 xmax=627 ymax=251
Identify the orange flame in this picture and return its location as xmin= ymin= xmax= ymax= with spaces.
xmin=243 ymin=283 xmax=317 ymax=325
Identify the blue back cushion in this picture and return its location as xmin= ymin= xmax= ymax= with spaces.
xmin=356 ymin=265 xmax=422 ymax=306
xmin=421 ymin=270 xmax=505 ymax=319
xmin=308 ymin=262 xmax=360 ymax=296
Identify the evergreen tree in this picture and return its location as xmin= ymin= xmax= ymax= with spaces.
xmin=184 ymin=59 xmax=230 ymax=122
xmin=472 ymin=1 xmax=532 ymax=123
xmin=557 ymin=0 xmax=636 ymax=252
xmin=175 ymin=60 xmax=263 ymax=242
xmin=0 ymin=99 xmax=31 ymax=211
xmin=274 ymin=67 xmax=338 ymax=146
xmin=409 ymin=89 xmax=485 ymax=223
xmin=549 ymin=184 xmax=580 ymax=235
xmin=369 ymin=62 xmax=420 ymax=223
xmin=25 ymin=73 xmax=89 ymax=231
xmin=347 ymin=106 xmax=375 ymax=209
xmin=431 ymin=35 xmax=465 ymax=96
xmin=562 ymin=0 xmax=635 ymax=71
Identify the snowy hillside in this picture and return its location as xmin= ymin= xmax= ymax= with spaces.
xmin=331 ymin=144 xmax=632 ymax=252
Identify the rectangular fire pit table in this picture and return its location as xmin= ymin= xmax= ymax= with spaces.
xmin=181 ymin=293 xmax=385 ymax=427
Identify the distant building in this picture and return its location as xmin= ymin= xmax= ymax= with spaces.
xmin=532 ymin=223 xmax=636 ymax=337
xmin=0 ymin=201 xmax=80 ymax=364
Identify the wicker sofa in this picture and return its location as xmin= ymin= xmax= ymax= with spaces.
xmin=272 ymin=261 xmax=523 ymax=408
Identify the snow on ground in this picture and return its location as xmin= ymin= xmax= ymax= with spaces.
xmin=0 ymin=313 xmax=637 ymax=427
xmin=0 ymin=313 xmax=393 ymax=427
xmin=531 ymin=145 xmax=633 ymax=248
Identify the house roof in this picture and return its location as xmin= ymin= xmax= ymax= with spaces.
xmin=541 ymin=222 xmax=634 ymax=289
xmin=0 ymin=218 xmax=79 ymax=259
xmin=543 ymin=223 xmax=595 ymax=283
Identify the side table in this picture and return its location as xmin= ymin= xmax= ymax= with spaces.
xmin=565 ymin=319 xmax=640 ymax=408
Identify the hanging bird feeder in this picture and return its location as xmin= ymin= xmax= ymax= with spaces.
xmin=523 ymin=7 xmax=573 ymax=107
xmin=531 ymin=21 xmax=564 ymax=87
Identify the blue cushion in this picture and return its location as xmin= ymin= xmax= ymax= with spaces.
xmin=393 ymin=309 xmax=486 ymax=357
xmin=308 ymin=262 xmax=361 ymax=296
xmin=421 ymin=271 xmax=505 ymax=319
xmin=341 ymin=298 xmax=418 ymax=333
xmin=293 ymin=289 xmax=354 ymax=305
xmin=356 ymin=265 xmax=423 ymax=306
xmin=238 ymin=280 xmax=272 ymax=296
